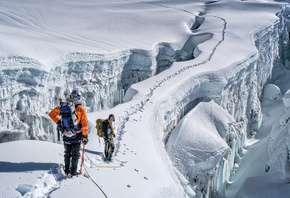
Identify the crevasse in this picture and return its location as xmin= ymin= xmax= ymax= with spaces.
xmin=165 ymin=6 xmax=289 ymax=198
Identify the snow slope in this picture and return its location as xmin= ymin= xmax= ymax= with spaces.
xmin=1 ymin=0 xmax=290 ymax=198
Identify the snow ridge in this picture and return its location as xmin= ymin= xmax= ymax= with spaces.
xmin=22 ymin=165 xmax=64 ymax=198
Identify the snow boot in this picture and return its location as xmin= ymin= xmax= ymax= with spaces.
xmin=66 ymin=173 xmax=73 ymax=178
xmin=104 ymin=157 xmax=112 ymax=162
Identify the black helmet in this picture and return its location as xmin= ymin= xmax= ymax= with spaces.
xmin=109 ymin=114 xmax=115 ymax=121
xmin=71 ymin=90 xmax=81 ymax=99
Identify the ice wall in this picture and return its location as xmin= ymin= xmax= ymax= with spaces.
xmin=0 ymin=48 xmax=168 ymax=142
xmin=256 ymin=7 xmax=290 ymax=179
xmin=258 ymin=5 xmax=290 ymax=183
xmin=0 ymin=52 xmax=135 ymax=142
xmin=264 ymin=88 xmax=290 ymax=178
xmin=0 ymin=53 xmax=130 ymax=142
xmin=278 ymin=6 xmax=290 ymax=69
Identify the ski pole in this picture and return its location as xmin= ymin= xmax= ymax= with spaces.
xmin=80 ymin=143 xmax=85 ymax=174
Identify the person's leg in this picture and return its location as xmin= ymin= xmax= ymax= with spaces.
xmin=104 ymin=138 xmax=109 ymax=160
xmin=70 ymin=142 xmax=81 ymax=175
xmin=104 ymin=139 xmax=113 ymax=160
xmin=64 ymin=143 xmax=72 ymax=175
xmin=110 ymin=138 xmax=115 ymax=156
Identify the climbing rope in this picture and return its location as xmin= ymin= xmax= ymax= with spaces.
xmin=82 ymin=137 xmax=127 ymax=169
xmin=79 ymin=132 xmax=127 ymax=197
xmin=83 ymin=165 xmax=108 ymax=198
xmin=80 ymin=147 xmax=127 ymax=198
xmin=84 ymin=151 xmax=126 ymax=168
xmin=113 ymin=156 xmax=127 ymax=164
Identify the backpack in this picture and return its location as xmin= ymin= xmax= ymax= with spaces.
xmin=59 ymin=100 xmax=79 ymax=135
xmin=96 ymin=119 xmax=105 ymax=137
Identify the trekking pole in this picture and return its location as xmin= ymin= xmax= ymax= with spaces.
xmin=80 ymin=143 xmax=85 ymax=174
xmin=57 ymin=126 xmax=60 ymax=142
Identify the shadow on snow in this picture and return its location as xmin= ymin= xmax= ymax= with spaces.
xmin=0 ymin=161 xmax=59 ymax=172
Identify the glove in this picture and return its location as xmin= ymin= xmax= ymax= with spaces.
xmin=82 ymin=135 xmax=88 ymax=145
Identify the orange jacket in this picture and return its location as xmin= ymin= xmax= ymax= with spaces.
xmin=49 ymin=105 xmax=89 ymax=136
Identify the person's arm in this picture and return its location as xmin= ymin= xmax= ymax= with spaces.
xmin=76 ymin=105 xmax=89 ymax=136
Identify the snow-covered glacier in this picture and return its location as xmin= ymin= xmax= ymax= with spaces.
xmin=1 ymin=0 xmax=290 ymax=198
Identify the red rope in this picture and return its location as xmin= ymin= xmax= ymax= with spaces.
xmin=79 ymin=144 xmax=85 ymax=174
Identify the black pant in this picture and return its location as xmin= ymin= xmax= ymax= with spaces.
xmin=104 ymin=138 xmax=115 ymax=159
xmin=64 ymin=142 xmax=81 ymax=175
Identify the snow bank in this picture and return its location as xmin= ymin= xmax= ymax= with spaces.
xmin=283 ymin=89 xmax=290 ymax=108
xmin=262 ymin=84 xmax=281 ymax=101
xmin=0 ymin=140 xmax=63 ymax=197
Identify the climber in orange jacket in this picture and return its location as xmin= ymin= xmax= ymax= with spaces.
xmin=49 ymin=101 xmax=89 ymax=136
xmin=49 ymin=89 xmax=89 ymax=177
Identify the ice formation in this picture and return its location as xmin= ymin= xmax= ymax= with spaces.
xmin=0 ymin=41 xmax=205 ymax=142
xmin=262 ymin=84 xmax=281 ymax=102
xmin=166 ymin=100 xmax=234 ymax=197
xmin=264 ymin=6 xmax=290 ymax=180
